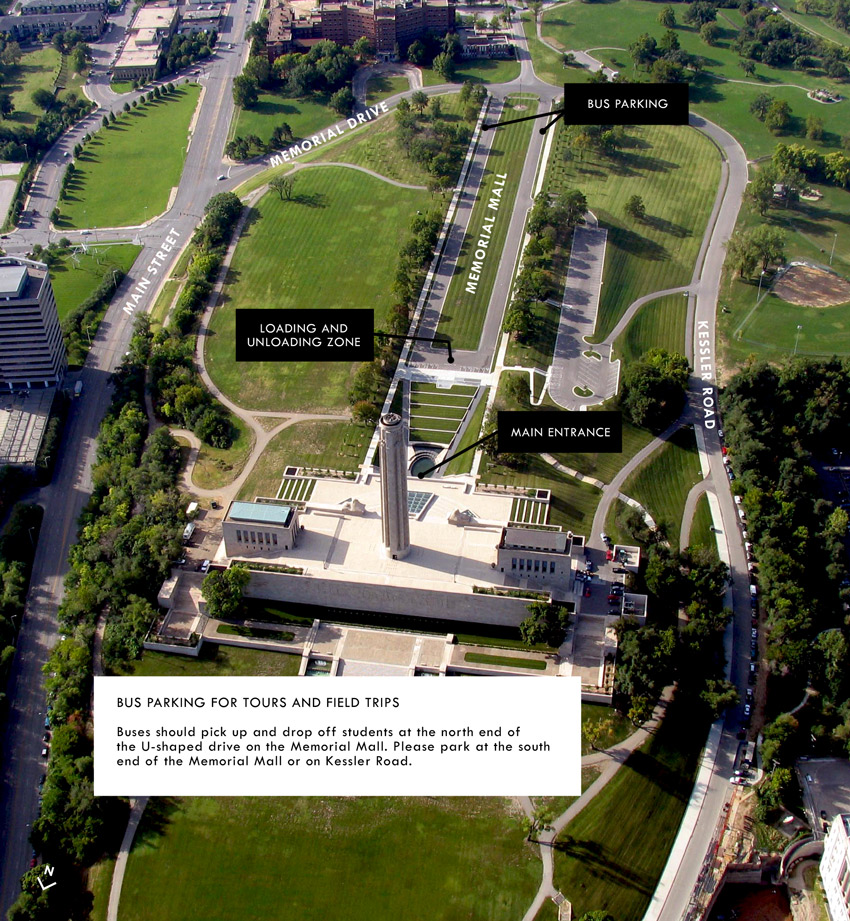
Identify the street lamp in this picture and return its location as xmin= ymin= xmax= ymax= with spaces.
xmin=794 ymin=324 xmax=803 ymax=355
xmin=84 ymin=323 xmax=92 ymax=345
xmin=830 ymin=232 xmax=838 ymax=266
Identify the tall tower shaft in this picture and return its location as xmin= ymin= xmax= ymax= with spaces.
xmin=378 ymin=412 xmax=410 ymax=560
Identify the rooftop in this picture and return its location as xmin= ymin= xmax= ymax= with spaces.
xmin=0 ymin=265 xmax=28 ymax=299
xmin=501 ymin=526 xmax=570 ymax=553
xmin=227 ymin=501 xmax=295 ymax=527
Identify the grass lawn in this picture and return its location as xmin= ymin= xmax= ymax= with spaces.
xmin=120 ymin=797 xmax=540 ymax=921
xmin=605 ymin=497 xmax=634 ymax=548
xmin=581 ymin=702 xmax=634 ymax=755
xmin=49 ymin=244 xmax=141 ymax=322
xmin=621 ymin=427 xmax=703 ymax=550
xmin=540 ymin=0 xmax=850 ymax=157
xmin=550 ymin=414 xmax=655 ymax=485
xmin=521 ymin=14 xmax=570 ymax=87
xmin=206 ymin=167 xmax=427 ymax=412
xmin=312 ymin=91 xmax=467 ymax=185
xmin=5 ymin=46 xmax=61 ymax=127
xmin=230 ymin=90 xmax=335 ymax=145
xmin=613 ymin=293 xmax=689 ymax=369
xmin=717 ymin=185 xmax=850 ymax=374
xmin=552 ymin=697 xmax=708 ymax=920
xmin=365 ymin=74 xmax=410 ymax=104
xmin=687 ymin=492 xmax=718 ymax=557
xmin=444 ymin=390 xmax=488 ymax=475
xmin=149 ymin=278 xmax=181 ymax=328
xmin=56 ymin=85 xmax=201 ymax=229
xmin=535 ymin=899 xmax=562 ymax=921
xmin=87 ymin=857 xmax=115 ymax=921
xmin=546 ymin=123 xmax=719 ymax=341
xmin=236 ymin=420 xmax=370 ymax=500
xmin=109 ymin=80 xmax=136 ymax=94
xmin=437 ymin=96 xmax=538 ymax=350
xmin=421 ymin=57 xmax=522 ymax=86
xmin=537 ymin=765 xmax=604 ymax=822
xmin=464 ymin=650 xmax=547 ymax=669
xmin=190 ymin=412 xmax=254 ymax=491
xmin=505 ymin=297 xmax=561 ymax=371
xmin=127 ymin=643 xmax=301 ymax=677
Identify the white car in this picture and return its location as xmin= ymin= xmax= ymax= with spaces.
xmin=200 ymin=559 xmax=211 ymax=573
xmin=600 ymin=532 xmax=610 ymax=543
xmin=734 ymin=495 xmax=742 ymax=506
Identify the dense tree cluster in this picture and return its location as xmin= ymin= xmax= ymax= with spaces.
xmin=162 ymin=29 xmax=215 ymax=75
xmin=519 ymin=601 xmax=571 ymax=646
xmin=394 ymin=91 xmax=472 ymax=192
xmin=721 ymin=358 xmax=850 ymax=760
xmin=348 ymin=208 xmax=444 ymax=421
xmin=503 ymin=188 xmax=586 ymax=341
xmin=620 ymin=347 xmax=690 ymax=431
xmin=734 ymin=6 xmax=844 ymax=74
xmin=149 ymin=192 xmax=243 ymax=447
xmin=6 ymin=320 xmax=192 ymax=920
xmin=724 ymin=224 xmax=786 ymax=279
xmin=770 ymin=141 xmax=850 ymax=190
xmin=614 ymin=543 xmax=734 ymax=721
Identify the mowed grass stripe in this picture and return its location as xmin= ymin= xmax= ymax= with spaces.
xmin=58 ymin=86 xmax=201 ymax=229
xmin=413 ymin=382 xmax=478 ymax=395
xmin=546 ymin=124 xmax=719 ymax=341
xmin=613 ymin=294 xmax=688 ymax=369
xmin=437 ymin=97 xmax=538 ymax=350
xmin=207 ymin=167 xmax=427 ymax=412
xmin=622 ymin=427 xmax=703 ymax=551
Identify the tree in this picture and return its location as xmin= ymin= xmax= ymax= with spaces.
xmin=411 ymin=89 xmax=429 ymax=113
xmin=1 ymin=41 xmax=22 ymax=68
xmin=806 ymin=114 xmax=824 ymax=140
xmin=627 ymin=695 xmax=654 ymax=726
xmin=353 ymin=36 xmax=374 ymax=59
xmin=765 ymin=98 xmax=791 ymax=133
xmin=407 ymin=39 xmax=426 ymax=65
xmin=739 ymin=59 xmax=756 ymax=78
xmin=747 ymin=164 xmax=777 ymax=216
xmin=329 ymin=86 xmax=355 ymax=115
xmin=429 ymin=95 xmax=442 ymax=119
xmin=32 ymin=88 xmax=54 ymax=111
xmin=202 ymin=565 xmax=249 ymax=620
xmin=700 ymin=21 xmax=721 ymax=45
xmin=0 ymin=93 xmax=13 ymax=119
xmin=528 ymin=0 xmax=543 ymax=20
xmin=725 ymin=228 xmax=760 ymax=278
xmin=582 ymin=716 xmax=614 ymax=751
xmin=232 ymin=74 xmax=259 ymax=108
xmin=700 ymin=678 xmax=739 ymax=717
xmin=269 ymin=175 xmax=294 ymax=201
xmin=658 ymin=5 xmax=676 ymax=27
xmin=519 ymin=601 xmax=571 ymax=647
xmin=70 ymin=44 xmax=88 ymax=74
xmin=351 ymin=399 xmax=379 ymax=424
xmin=750 ymin=92 xmax=774 ymax=120
xmin=761 ymin=713 xmax=799 ymax=765
xmin=624 ymin=194 xmax=646 ymax=221
xmin=555 ymin=188 xmax=587 ymax=227
xmin=629 ymin=33 xmax=658 ymax=69
xmin=751 ymin=224 xmax=786 ymax=271
xmin=684 ymin=1 xmax=717 ymax=25
xmin=432 ymin=52 xmax=455 ymax=81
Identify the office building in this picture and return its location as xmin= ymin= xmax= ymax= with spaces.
xmin=822 ymin=815 xmax=850 ymax=921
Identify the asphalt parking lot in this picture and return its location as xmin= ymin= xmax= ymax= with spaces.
xmin=797 ymin=758 xmax=850 ymax=837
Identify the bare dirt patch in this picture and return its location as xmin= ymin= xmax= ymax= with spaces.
xmin=773 ymin=263 xmax=850 ymax=307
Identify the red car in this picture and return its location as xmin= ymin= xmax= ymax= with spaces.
xmin=583 ymin=586 xmax=591 ymax=598
xmin=605 ymin=549 xmax=613 ymax=561
xmin=721 ymin=445 xmax=728 ymax=456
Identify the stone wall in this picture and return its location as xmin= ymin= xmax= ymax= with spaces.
xmin=244 ymin=571 xmax=532 ymax=626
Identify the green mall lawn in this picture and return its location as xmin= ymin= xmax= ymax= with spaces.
xmin=119 ymin=797 xmax=540 ymax=921
xmin=437 ymin=96 xmax=538 ymax=350
xmin=206 ymin=166 xmax=427 ymax=412
xmin=49 ymin=244 xmax=141 ymax=322
xmin=230 ymin=90 xmax=335 ymax=145
xmin=57 ymin=85 xmax=201 ymax=229
xmin=613 ymin=293 xmax=689 ymax=370
xmin=546 ymin=123 xmax=719 ymax=341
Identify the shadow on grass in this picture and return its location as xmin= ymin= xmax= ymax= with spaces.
xmin=131 ymin=797 xmax=183 ymax=852
xmin=608 ymin=224 xmax=670 ymax=261
xmin=553 ymin=834 xmax=655 ymax=896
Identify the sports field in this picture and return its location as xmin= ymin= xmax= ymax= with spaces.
xmin=206 ymin=166 xmax=427 ymax=412
xmin=49 ymin=244 xmax=141 ymax=321
xmin=546 ymin=123 xmax=719 ymax=341
xmin=437 ymin=96 xmax=538 ymax=350
xmin=613 ymin=293 xmax=689 ymax=369
xmin=119 ymin=797 xmax=539 ymax=921
xmin=718 ymin=185 xmax=850 ymax=370
xmin=621 ymin=427 xmax=703 ymax=550
xmin=56 ymin=85 xmax=201 ymax=228
xmin=230 ymin=91 xmax=335 ymax=145
xmin=552 ymin=697 xmax=707 ymax=920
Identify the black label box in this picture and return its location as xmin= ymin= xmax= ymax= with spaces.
xmin=497 ymin=411 xmax=623 ymax=454
xmin=562 ymin=83 xmax=689 ymax=125
xmin=235 ymin=309 xmax=375 ymax=362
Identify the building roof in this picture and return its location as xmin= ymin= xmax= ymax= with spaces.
xmin=501 ymin=526 xmax=569 ymax=553
xmin=0 ymin=265 xmax=28 ymax=299
xmin=228 ymin=501 xmax=295 ymax=527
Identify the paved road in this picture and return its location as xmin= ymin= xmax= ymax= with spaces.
xmin=548 ymin=222 xmax=614 ymax=407
xmin=0 ymin=0 xmax=258 ymax=909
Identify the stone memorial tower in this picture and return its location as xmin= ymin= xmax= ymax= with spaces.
xmin=378 ymin=412 xmax=410 ymax=560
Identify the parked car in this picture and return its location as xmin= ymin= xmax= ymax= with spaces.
xmin=600 ymin=532 xmax=610 ymax=544
xmin=200 ymin=559 xmax=211 ymax=574
xmin=613 ymin=567 xmax=629 ymax=574
xmin=751 ymin=627 xmax=758 ymax=638
xmin=41 ymin=747 xmax=48 ymax=758
xmin=607 ymin=594 xmax=620 ymax=604
xmin=583 ymin=586 xmax=591 ymax=598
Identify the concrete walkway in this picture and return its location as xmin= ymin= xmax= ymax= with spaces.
xmin=106 ymin=796 xmax=148 ymax=921
xmin=548 ymin=222 xmax=613 ymax=408
xmin=679 ymin=479 xmax=710 ymax=550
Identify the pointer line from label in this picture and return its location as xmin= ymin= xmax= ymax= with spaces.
xmin=374 ymin=331 xmax=454 ymax=364
xmin=482 ymin=108 xmax=565 ymax=136
xmin=416 ymin=431 xmax=496 ymax=478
